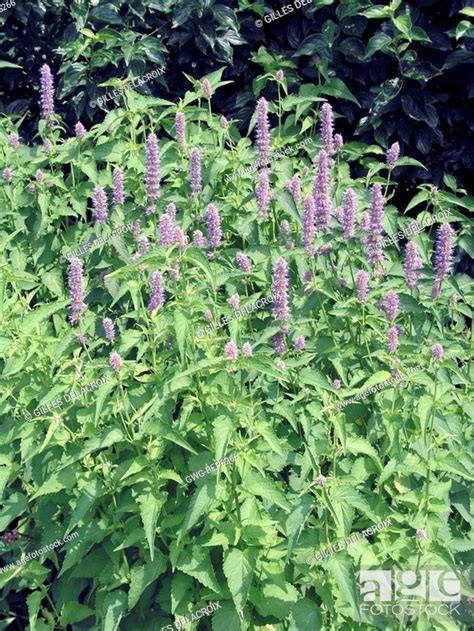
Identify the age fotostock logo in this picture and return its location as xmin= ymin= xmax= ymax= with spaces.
xmin=358 ymin=568 xmax=470 ymax=622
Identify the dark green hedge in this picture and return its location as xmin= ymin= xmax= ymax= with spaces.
xmin=1 ymin=0 xmax=473 ymax=191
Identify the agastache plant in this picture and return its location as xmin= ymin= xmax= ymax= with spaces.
xmin=189 ymin=148 xmax=202 ymax=197
xmin=313 ymin=149 xmax=332 ymax=231
xmin=255 ymin=97 xmax=271 ymax=164
xmin=366 ymin=183 xmax=385 ymax=265
xmin=272 ymin=257 xmax=291 ymax=323
xmin=68 ymin=258 xmax=87 ymax=325
xmin=39 ymin=64 xmax=55 ymax=120
xmin=256 ymin=169 xmax=272 ymax=219
xmin=148 ymin=271 xmax=165 ymax=314
xmin=92 ymin=185 xmax=108 ymax=225
xmin=404 ymin=241 xmax=423 ymax=289
xmin=175 ymin=111 xmax=186 ymax=150
xmin=341 ymin=188 xmax=357 ymax=239
xmin=320 ymin=102 xmax=334 ymax=154
xmin=206 ymin=204 xmax=222 ymax=249
xmin=145 ymin=132 xmax=160 ymax=201
xmin=431 ymin=223 xmax=455 ymax=298
xmin=112 ymin=168 xmax=124 ymax=208
xmin=302 ymin=194 xmax=316 ymax=255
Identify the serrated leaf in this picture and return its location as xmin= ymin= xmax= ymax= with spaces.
xmin=128 ymin=553 xmax=166 ymax=609
xmin=223 ymin=548 xmax=256 ymax=611
xmin=137 ymin=493 xmax=163 ymax=561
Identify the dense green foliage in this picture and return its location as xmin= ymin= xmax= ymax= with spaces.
xmin=0 ymin=68 xmax=473 ymax=629
xmin=1 ymin=0 xmax=473 ymax=189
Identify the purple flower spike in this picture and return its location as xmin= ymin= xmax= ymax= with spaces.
xmin=272 ymin=257 xmax=291 ymax=322
xmin=92 ymin=185 xmax=108 ymax=225
xmin=145 ymin=132 xmax=160 ymax=200
xmin=102 ymin=317 xmax=116 ymax=342
xmin=132 ymin=235 xmax=150 ymax=260
xmin=109 ymin=351 xmax=122 ymax=371
xmin=189 ymin=148 xmax=202 ymax=197
xmin=334 ymin=134 xmax=343 ymax=151
xmin=290 ymin=175 xmax=302 ymax=204
xmin=332 ymin=379 xmax=341 ymax=389
xmin=387 ymin=142 xmax=400 ymax=167
xmin=356 ymin=270 xmax=370 ymax=303
xmin=193 ymin=230 xmax=206 ymax=247
xmin=320 ymin=103 xmax=334 ymax=155
xmin=433 ymin=223 xmax=455 ymax=284
xmin=220 ymin=115 xmax=229 ymax=129
xmin=280 ymin=220 xmax=291 ymax=239
xmin=9 ymin=132 xmax=19 ymax=150
xmin=224 ymin=341 xmax=239 ymax=361
xmin=387 ymin=326 xmax=399 ymax=353
xmin=3 ymin=168 xmax=13 ymax=183
xmin=112 ymin=168 xmax=124 ymax=208
xmin=255 ymin=97 xmax=271 ymax=164
xmin=416 ymin=528 xmax=426 ymax=540
xmin=43 ymin=139 xmax=52 ymax=154
xmin=202 ymin=79 xmax=213 ymax=99
xmin=206 ymin=204 xmax=222 ymax=249
xmin=276 ymin=69 xmax=284 ymax=81
xmin=39 ymin=64 xmax=55 ymax=119
xmin=75 ymin=122 xmax=86 ymax=138
xmin=174 ymin=226 xmax=188 ymax=251
xmin=68 ymin=258 xmax=87 ymax=325
xmin=302 ymin=194 xmax=316 ymax=255
xmin=148 ymin=271 xmax=165 ymax=315
xmin=159 ymin=212 xmax=176 ymax=246
xmin=341 ymin=188 xmax=357 ymax=240
xmin=256 ymin=168 xmax=272 ymax=219
xmin=313 ymin=149 xmax=332 ymax=232
xmin=35 ymin=170 xmax=44 ymax=182
xmin=236 ymin=252 xmax=252 ymax=274
xmin=272 ymin=332 xmax=286 ymax=355
xmin=228 ymin=294 xmax=240 ymax=311
xmin=175 ymin=111 xmax=186 ymax=150
xmin=242 ymin=342 xmax=253 ymax=356
xmin=366 ymin=183 xmax=385 ymax=265
xmin=315 ymin=474 xmax=327 ymax=486
xmin=166 ymin=203 xmax=177 ymax=220
xmin=432 ymin=343 xmax=444 ymax=362
xmin=404 ymin=241 xmax=423 ymax=289
xmin=294 ymin=336 xmax=306 ymax=352
xmin=382 ymin=290 xmax=400 ymax=321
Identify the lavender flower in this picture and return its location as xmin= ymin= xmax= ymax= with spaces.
xmin=112 ymin=168 xmax=124 ymax=208
xmin=145 ymin=204 xmax=155 ymax=217
xmin=256 ymin=168 xmax=272 ymax=219
xmin=272 ymin=257 xmax=291 ymax=322
xmin=294 ymin=336 xmax=306 ymax=351
xmin=432 ymin=343 xmax=444 ymax=362
xmin=68 ymin=258 xmax=87 ymax=325
xmin=302 ymin=194 xmax=316 ymax=255
xmin=132 ymin=235 xmax=150 ymax=260
xmin=131 ymin=220 xmax=141 ymax=239
xmin=242 ymin=342 xmax=253 ymax=356
xmin=255 ymin=97 xmax=271 ymax=164
xmin=275 ymin=69 xmax=284 ymax=81
xmin=3 ymin=168 xmax=13 ymax=183
xmin=403 ymin=242 xmax=423 ymax=289
xmin=206 ymin=204 xmax=222 ymax=249
xmin=43 ymin=139 xmax=52 ymax=154
xmin=109 ymin=351 xmax=123 ymax=371
xmin=332 ymin=379 xmax=341 ymax=389
xmin=159 ymin=212 xmax=176 ymax=246
xmin=224 ymin=341 xmax=239 ymax=361
xmin=92 ymin=185 xmax=108 ymax=225
xmin=272 ymin=333 xmax=286 ymax=355
xmin=145 ymin=132 xmax=160 ymax=200
xmin=228 ymin=294 xmax=240 ymax=310
xmin=175 ymin=111 xmax=186 ymax=150
xmin=382 ymin=290 xmax=400 ymax=321
xmin=387 ymin=326 xmax=399 ymax=353
xmin=313 ymin=149 xmax=332 ymax=231
xmin=193 ymin=230 xmax=206 ymax=247
xmin=356 ymin=270 xmax=369 ymax=303
xmin=433 ymin=223 xmax=455 ymax=284
xmin=9 ymin=132 xmax=19 ymax=150
xmin=166 ymin=203 xmax=177 ymax=220
xmin=341 ymin=188 xmax=357 ymax=239
xmin=75 ymin=122 xmax=86 ymax=138
xmin=360 ymin=212 xmax=369 ymax=233
xmin=387 ymin=142 xmax=400 ymax=167
xmin=236 ymin=252 xmax=252 ymax=274
xmin=35 ymin=170 xmax=44 ymax=182
xmin=204 ymin=310 xmax=213 ymax=320
xmin=174 ymin=226 xmax=188 ymax=251
xmin=416 ymin=528 xmax=426 ymax=540
xmin=286 ymin=175 xmax=302 ymax=205
xmin=320 ymin=103 xmax=334 ymax=154
xmin=202 ymin=79 xmax=213 ymax=99
xmin=366 ymin=183 xmax=385 ymax=265
xmin=102 ymin=317 xmax=116 ymax=342
xmin=39 ymin=64 xmax=55 ymax=119
xmin=148 ymin=271 xmax=165 ymax=315
xmin=334 ymin=134 xmax=343 ymax=151
xmin=315 ymin=474 xmax=327 ymax=486
xmin=220 ymin=115 xmax=229 ymax=129
xmin=27 ymin=182 xmax=35 ymax=194
xmin=189 ymin=148 xmax=202 ymax=197
xmin=276 ymin=358 xmax=286 ymax=370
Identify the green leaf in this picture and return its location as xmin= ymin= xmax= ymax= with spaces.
xmin=289 ymin=598 xmax=322 ymax=630
xmin=174 ymin=310 xmax=188 ymax=362
xmin=0 ymin=61 xmax=23 ymax=69
xmin=102 ymin=590 xmax=128 ymax=631
xmin=223 ymin=548 xmax=257 ymax=611
xmin=177 ymin=546 xmax=221 ymax=593
xmin=27 ymin=592 xmax=42 ymax=631
xmin=128 ymin=553 xmax=167 ymax=609
xmin=60 ymin=603 xmax=95 ymax=626
xmin=243 ymin=470 xmax=291 ymax=512
xmin=182 ymin=478 xmax=216 ymax=533
xmin=460 ymin=7 xmax=474 ymax=17
xmin=137 ymin=493 xmax=163 ymax=561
